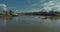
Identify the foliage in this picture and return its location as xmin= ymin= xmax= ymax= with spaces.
xmin=8 ymin=10 xmax=14 ymax=15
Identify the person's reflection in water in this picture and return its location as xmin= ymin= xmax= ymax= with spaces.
xmin=6 ymin=16 xmax=13 ymax=20
xmin=0 ymin=16 xmax=13 ymax=26
xmin=3 ymin=19 xmax=7 ymax=25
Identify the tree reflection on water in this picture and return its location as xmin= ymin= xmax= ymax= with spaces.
xmin=0 ymin=16 xmax=13 ymax=25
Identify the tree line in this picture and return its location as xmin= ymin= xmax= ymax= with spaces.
xmin=24 ymin=11 xmax=60 ymax=16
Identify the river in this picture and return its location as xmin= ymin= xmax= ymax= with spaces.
xmin=0 ymin=16 xmax=60 ymax=32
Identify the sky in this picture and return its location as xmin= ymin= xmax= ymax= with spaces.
xmin=0 ymin=0 xmax=60 ymax=12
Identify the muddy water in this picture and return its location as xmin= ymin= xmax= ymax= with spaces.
xmin=0 ymin=16 xmax=60 ymax=32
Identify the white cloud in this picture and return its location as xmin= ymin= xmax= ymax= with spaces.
xmin=15 ymin=9 xmax=40 ymax=13
xmin=31 ymin=0 xmax=60 ymax=12
xmin=41 ymin=0 xmax=60 ymax=12
xmin=0 ymin=4 xmax=7 ymax=11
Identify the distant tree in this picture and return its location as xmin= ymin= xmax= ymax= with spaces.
xmin=55 ymin=11 xmax=60 ymax=14
xmin=49 ymin=11 xmax=55 ymax=14
xmin=9 ymin=10 xmax=14 ymax=15
xmin=48 ymin=11 xmax=56 ymax=16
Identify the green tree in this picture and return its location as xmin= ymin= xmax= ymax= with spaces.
xmin=9 ymin=10 xmax=14 ymax=15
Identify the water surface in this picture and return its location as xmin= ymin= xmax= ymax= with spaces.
xmin=0 ymin=16 xmax=60 ymax=32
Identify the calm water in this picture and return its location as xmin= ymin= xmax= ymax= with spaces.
xmin=0 ymin=16 xmax=60 ymax=32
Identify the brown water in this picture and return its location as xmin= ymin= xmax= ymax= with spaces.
xmin=0 ymin=16 xmax=60 ymax=32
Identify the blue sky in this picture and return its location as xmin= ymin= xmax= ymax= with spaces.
xmin=0 ymin=0 xmax=60 ymax=12
xmin=0 ymin=0 xmax=42 ymax=12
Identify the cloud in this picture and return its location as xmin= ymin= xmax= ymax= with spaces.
xmin=31 ymin=0 xmax=46 ymax=12
xmin=0 ymin=4 xmax=7 ymax=11
xmin=42 ymin=0 xmax=60 ymax=12
xmin=32 ymin=0 xmax=48 ymax=7
xmin=31 ymin=0 xmax=60 ymax=12
xmin=15 ymin=9 xmax=41 ymax=13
